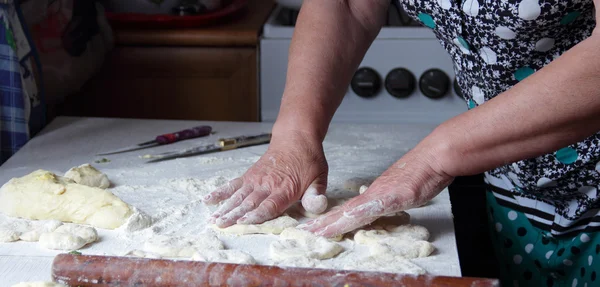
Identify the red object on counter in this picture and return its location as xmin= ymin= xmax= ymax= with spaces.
xmin=105 ymin=0 xmax=248 ymax=29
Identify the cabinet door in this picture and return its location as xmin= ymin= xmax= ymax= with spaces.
xmin=61 ymin=46 xmax=259 ymax=122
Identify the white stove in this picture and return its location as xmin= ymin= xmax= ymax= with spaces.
xmin=259 ymin=4 xmax=467 ymax=124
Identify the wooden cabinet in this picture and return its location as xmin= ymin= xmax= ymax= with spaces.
xmin=59 ymin=0 xmax=274 ymax=122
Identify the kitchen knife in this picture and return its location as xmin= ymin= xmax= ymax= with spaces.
xmin=144 ymin=133 xmax=271 ymax=163
xmin=97 ymin=125 xmax=213 ymax=156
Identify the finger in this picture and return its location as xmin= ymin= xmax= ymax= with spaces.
xmin=216 ymin=189 xmax=270 ymax=227
xmin=301 ymin=180 xmax=328 ymax=214
xmin=297 ymin=208 xmax=344 ymax=232
xmin=297 ymin=193 xmax=395 ymax=236
xmin=236 ymin=192 xmax=293 ymax=224
xmin=315 ymin=215 xmax=378 ymax=238
xmin=203 ymin=178 xmax=243 ymax=204
xmin=211 ymin=185 xmax=253 ymax=219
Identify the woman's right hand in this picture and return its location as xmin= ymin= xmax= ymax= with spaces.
xmin=202 ymin=130 xmax=329 ymax=228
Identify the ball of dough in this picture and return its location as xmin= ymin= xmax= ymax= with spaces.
xmin=64 ymin=164 xmax=110 ymax=189
xmin=54 ymin=224 xmax=98 ymax=244
xmin=0 ymin=228 xmax=21 ymax=242
xmin=39 ymin=232 xmax=86 ymax=250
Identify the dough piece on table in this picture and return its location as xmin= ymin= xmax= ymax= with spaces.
xmin=386 ymin=224 xmax=430 ymax=241
xmin=192 ymin=249 xmax=256 ymax=264
xmin=271 ymin=257 xmax=325 ymax=269
xmin=11 ymin=282 xmax=66 ymax=287
xmin=54 ymin=224 xmax=98 ymax=244
xmin=0 ymin=170 xmax=132 ymax=229
xmin=270 ymin=228 xmax=343 ymax=260
xmin=39 ymin=232 xmax=87 ymax=250
xmin=369 ymin=239 xmax=435 ymax=258
xmin=356 ymin=224 xmax=429 ymax=242
xmin=123 ymin=249 xmax=162 ymax=259
xmin=213 ymin=215 xmax=298 ymax=235
xmin=20 ymin=220 xmax=63 ymax=242
xmin=343 ymin=177 xmax=373 ymax=193
xmin=342 ymin=253 xmax=426 ymax=275
xmin=64 ymin=163 xmax=110 ymax=189
xmin=0 ymin=227 xmax=20 ymax=242
xmin=358 ymin=185 xmax=369 ymax=194
xmin=117 ymin=207 xmax=154 ymax=232
xmin=354 ymin=228 xmax=434 ymax=259
xmin=143 ymin=234 xmax=224 ymax=258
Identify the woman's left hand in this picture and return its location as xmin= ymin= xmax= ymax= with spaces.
xmin=298 ymin=141 xmax=455 ymax=238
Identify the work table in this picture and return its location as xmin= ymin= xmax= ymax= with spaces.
xmin=0 ymin=117 xmax=496 ymax=286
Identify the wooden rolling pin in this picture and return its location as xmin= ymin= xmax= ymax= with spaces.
xmin=51 ymin=254 xmax=499 ymax=287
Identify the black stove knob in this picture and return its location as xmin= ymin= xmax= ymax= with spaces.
xmin=351 ymin=67 xmax=381 ymax=98
xmin=453 ymin=79 xmax=463 ymax=98
xmin=385 ymin=68 xmax=416 ymax=98
xmin=419 ymin=69 xmax=450 ymax=99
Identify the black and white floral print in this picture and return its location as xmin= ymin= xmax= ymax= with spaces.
xmin=399 ymin=0 xmax=600 ymax=234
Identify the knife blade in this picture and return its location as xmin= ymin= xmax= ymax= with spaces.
xmin=144 ymin=133 xmax=272 ymax=163
xmin=97 ymin=125 xmax=213 ymax=156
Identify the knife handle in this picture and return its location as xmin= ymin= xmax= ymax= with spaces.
xmin=155 ymin=126 xmax=212 ymax=144
xmin=219 ymin=133 xmax=272 ymax=150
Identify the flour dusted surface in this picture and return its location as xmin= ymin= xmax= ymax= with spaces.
xmin=0 ymin=118 xmax=461 ymax=284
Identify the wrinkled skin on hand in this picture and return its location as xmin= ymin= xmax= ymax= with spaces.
xmin=202 ymin=132 xmax=329 ymax=228
xmin=297 ymin=146 xmax=454 ymax=238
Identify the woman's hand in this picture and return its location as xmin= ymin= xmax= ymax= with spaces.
xmin=202 ymin=131 xmax=329 ymax=228
xmin=298 ymin=141 xmax=454 ymax=238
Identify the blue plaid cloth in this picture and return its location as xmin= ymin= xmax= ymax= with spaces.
xmin=0 ymin=4 xmax=28 ymax=164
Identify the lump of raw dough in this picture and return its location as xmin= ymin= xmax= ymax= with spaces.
xmin=39 ymin=232 xmax=87 ymax=250
xmin=359 ymin=185 xmax=369 ymax=194
xmin=369 ymin=240 xmax=435 ymax=258
xmin=192 ymin=249 xmax=256 ymax=264
xmin=342 ymin=253 xmax=426 ymax=275
xmin=143 ymin=234 xmax=224 ymax=258
xmin=64 ymin=164 xmax=110 ymax=189
xmin=54 ymin=224 xmax=98 ymax=244
xmin=117 ymin=208 xmax=154 ymax=232
xmin=0 ymin=228 xmax=21 ymax=242
xmin=0 ymin=170 xmax=133 ymax=229
xmin=386 ymin=224 xmax=430 ymax=241
xmin=123 ymin=249 xmax=162 ymax=259
xmin=354 ymin=227 xmax=434 ymax=259
xmin=12 ymin=282 xmax=66 ymax=287
xmin=270 ymin=228 xmax=343 ymax=260
xmin=20 ymin=220 xmax=63 ymax=242
xmin=213 ymin=215 xmax=298 ymax=235
xmin=343 ymin=177 xmax=373 ymax=193
xmin=271 ymin=257 xmax=325 ymax=269
xmin=38 ymin=223 xmax=98 ymax=250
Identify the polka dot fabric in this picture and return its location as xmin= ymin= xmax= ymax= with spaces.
xmin=398 ymin=0 xmax=600 ymax=234
xmin=488 ymin=192 xmax=600 ymax=286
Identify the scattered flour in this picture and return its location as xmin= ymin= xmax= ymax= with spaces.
xmin=0 ymin=134 xmax=459 ymax=278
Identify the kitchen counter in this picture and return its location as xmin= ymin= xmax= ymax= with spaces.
xmin=0 ymin=117 xmax=461 ymax=285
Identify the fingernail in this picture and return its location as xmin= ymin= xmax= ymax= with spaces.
xmin=203 ymin=194 xmax=211 ymax=201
